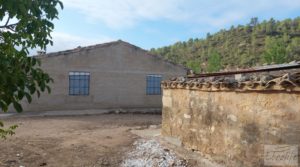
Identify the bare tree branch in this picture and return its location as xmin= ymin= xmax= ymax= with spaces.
xmin=3 ymin=17 xmax=10 ymax=27
xmin=0 ymin=22 xmax=18 ymax=29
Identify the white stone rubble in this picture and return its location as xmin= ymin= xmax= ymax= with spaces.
xmin=121 ymin=139 xmax=187 ymax=167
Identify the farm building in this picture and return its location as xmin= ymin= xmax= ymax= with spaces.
xmin=19 ymin=40 xmax=186 ymax=112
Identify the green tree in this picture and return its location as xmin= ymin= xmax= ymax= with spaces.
xmin=286 ymin=37 xmax=300 ymax=61
xmin=186 ymin=59 xmax=201 ymax=73
xmin=262 ymin=37 xmax=287 ymax=64
xmin=249 ymin=17 xmax=259 ymax=27
xmin=207 ymin=51 xmax=221 ymax=72
xmin=266 ymin=18 xmax=276 ymax=34
xmin=0 ymin=0 xmax=63 ymax=139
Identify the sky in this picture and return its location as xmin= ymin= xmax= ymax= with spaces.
xmin=45 ymin=0 xmax=300 ymax=53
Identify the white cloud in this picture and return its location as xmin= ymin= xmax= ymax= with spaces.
xmin=61 ymin=0 xmax=300 ymax=29
xmin=62 ymin=0 xmax=187 ymax=28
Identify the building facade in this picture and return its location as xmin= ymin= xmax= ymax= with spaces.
xmin=20 ymin=40 xmax=186 ymax=112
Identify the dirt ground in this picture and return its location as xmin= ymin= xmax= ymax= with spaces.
xmin=0 ymin=114 xmax=161 ymax=167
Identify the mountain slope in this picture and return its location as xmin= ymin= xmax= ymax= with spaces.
xmin=150 ymin=17 xmax=300 ymax=72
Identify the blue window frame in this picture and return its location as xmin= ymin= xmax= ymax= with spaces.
xmin=146 ymin=74 xmax=162 ymax=95
xmin=69 ymin=72 xmax=90 ymax=96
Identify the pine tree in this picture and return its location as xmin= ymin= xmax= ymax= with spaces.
xmin=262 ymin=37 xmax=287 ymax=64
xmin=207 ymin=51 xmax=222 ymax=72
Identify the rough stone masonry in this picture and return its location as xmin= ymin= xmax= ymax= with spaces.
xmin=161 ymin=72 xmax=300 ymax=166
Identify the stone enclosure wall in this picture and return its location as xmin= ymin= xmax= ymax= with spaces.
xmin=162 ymin=73 xmax=300 ymax=166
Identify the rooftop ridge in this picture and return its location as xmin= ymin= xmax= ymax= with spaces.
xmin=34 ymin=40 xmax=188 ymax=70
xmin=34 ymin=40 xmax=123 ymax=57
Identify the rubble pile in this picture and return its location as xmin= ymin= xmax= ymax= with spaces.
xmin=121 ymin=139 xmax=187 ymax=167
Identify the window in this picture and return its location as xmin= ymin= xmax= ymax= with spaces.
xmin=146 ymin=74 xmax=162 ymax=95
xmin=69 ymin=72 xmax=90 ymax=96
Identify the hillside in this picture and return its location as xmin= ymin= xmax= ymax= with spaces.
xmin=150 ymin=17 xmax=300 ymax=72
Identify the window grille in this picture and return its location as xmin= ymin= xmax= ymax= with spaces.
xmin=146 ymin=74 xmax=162 ymax=95
xmin=69 ymin=72 xmax=90 ymax=96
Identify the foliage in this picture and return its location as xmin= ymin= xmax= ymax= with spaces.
xmin=263 ymin=37 xmax=287 ymax=64
xmin=186 ymin=59 xmax=201 ymax=73
xmin=207 ymin=51 xmax=221 ymax=72
xmin=0 ymin=121 xmax=18 ymax=139
xmin=0 ymin=0 xmax=63 ymax=138
xmin=150 ymin=17 xmax=300 ymax=72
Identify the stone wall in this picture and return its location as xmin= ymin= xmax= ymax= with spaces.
xmin=162 ymin=87 xmax=300 ymax=166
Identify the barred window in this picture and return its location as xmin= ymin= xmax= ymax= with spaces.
xmin=146 ymin=74 xmax=162 ymax=95
xmin=69 ymin=72 xmax=90 ymax=96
